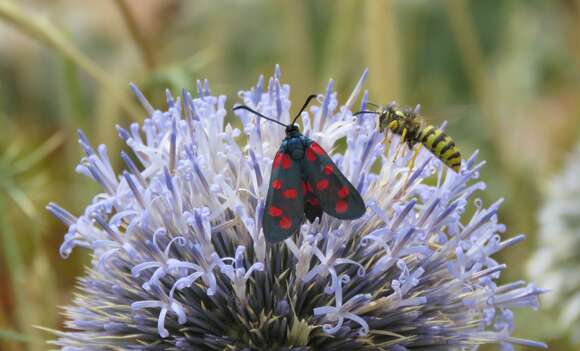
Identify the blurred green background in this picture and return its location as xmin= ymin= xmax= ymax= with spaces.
xmin=0 ymin=0 xmax=579 ymax=350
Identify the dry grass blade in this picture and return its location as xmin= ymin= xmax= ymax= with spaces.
xmin=13 ymin=132 xmax=64 ymax=174
xmin=114 ymin=0 xmax=157 ymax=70
xmin=0 ymin=0 xmax=141 ymax=119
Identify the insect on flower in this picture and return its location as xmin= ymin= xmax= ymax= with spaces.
xmin=233 ymin=95 xmax=366 ymax=243
xmin=355 ymin=102 xmax=462 ymax=172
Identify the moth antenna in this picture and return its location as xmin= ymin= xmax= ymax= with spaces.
xmin=232 ymin=105 xmax=289 ymax=128
xmin=291 ymin=94 xmax=318 ymax=126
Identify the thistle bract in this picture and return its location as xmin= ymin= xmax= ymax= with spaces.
xmin=48 ymin=67 xmax=546 ymax=350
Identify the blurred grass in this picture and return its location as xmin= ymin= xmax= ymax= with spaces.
xmin=0 ymin=0 xmax=579 ymax=350
xmin=0 ymin=0 xmax=141 ymax=119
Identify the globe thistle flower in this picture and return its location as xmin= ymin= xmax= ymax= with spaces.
xmin=528 ymin=144 xmax=580 ymax=344
xmin=48 ymin=66 xmax=546 ymax=350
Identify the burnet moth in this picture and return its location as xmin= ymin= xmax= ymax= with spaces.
xmin=233 ymin=95 xmax=366 ymax=243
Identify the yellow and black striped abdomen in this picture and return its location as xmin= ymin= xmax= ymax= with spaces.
xmin=418 ymin=126 xmax=461 ymax=172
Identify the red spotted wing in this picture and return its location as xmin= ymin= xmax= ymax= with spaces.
xmin=300 ymin=141 xmax=366 ymax=219
xmin=262 ymin=151 xmax=305 ymax=242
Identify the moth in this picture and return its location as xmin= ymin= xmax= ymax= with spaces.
xmin=233 ymin=95 xmax=366 ymax=243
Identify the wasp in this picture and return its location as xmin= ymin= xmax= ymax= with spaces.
xmin=355 ymin=102 xmax=462 ymax=172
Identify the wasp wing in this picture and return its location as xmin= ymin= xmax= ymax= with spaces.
xmin=301 ymin=141 xmax=366 ymax=219
xmin=263 ymin=150 xmax=305 ymax=243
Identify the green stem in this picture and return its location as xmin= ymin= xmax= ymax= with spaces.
xmin=321 ymin=0 xmax=358 ymax=89
xmin=60 ymin=56 xmax=89 ymax=127
xmin=365 ymin=0 xmax=402 ymax=102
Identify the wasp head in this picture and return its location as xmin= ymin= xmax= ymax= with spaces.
xmin=376 ymin=101 xmax=395 ymax=133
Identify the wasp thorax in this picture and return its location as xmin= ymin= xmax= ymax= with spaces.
xmin=387 ymin=120 xmax=399 ymax=132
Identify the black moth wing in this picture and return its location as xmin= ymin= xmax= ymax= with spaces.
xmin=301 ymin=140 xmax=366 ymax=219
xmin=302 ymin=180 xmax=323 ymax=222
xmin=262 ymin=150 xmax=305 ymax=243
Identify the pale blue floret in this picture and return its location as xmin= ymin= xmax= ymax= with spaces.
xmin=130 ymin=229 xmax=187 ymax=291
xmin=314 ymin=275 xmax=371 ymax=335
xmin=131 ymin=285 xmax=186 ymax=338
xmin=220 ymin=245 xmax=264 ymax=302
xmin=302 ymin=236 xmax=366 ymax=295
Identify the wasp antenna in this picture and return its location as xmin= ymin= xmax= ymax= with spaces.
xmin=365 ymin=101 xmax=381 ymax=109
xmin=232 ymin=105 xmax=289 ymax=128
xmin=353 ymin=110 xmax=381 ymax=116
xmin=291 ymin=94 xmax=318 ymax=126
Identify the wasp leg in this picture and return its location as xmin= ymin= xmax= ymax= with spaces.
xmin=403 ymin=144 xmax=421 ymax=189
xmin=400 ymin=128 xmax=408 ymax=143
xmin=393 ymin=128 xmax=409 ymax=163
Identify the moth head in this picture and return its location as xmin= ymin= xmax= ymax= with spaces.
xmin=285 ymin=124 xmax=300 ymax=137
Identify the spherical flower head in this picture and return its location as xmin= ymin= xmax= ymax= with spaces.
xmin=48 ymin=66 xmax=546 ymax=350
xmin=528 ymin=143 xmax=580 ymax=344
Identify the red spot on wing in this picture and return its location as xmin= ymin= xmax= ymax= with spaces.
xmin=269 ymin=206 xmax=282 ymax=217
xmin=273 ymin=153 xmax=282 ymax=168
xmin=323 ymin=165 xmax=334 ymax=175
xmin=281 ymin=154 xmax=292 ymax=169
xmin=336 ymin=200 xmax=348 ymax=213
xmin=306 ymin=148 xmax=316 ymax=162
xmin=311 ymin=143 xmax=325 ymax=155
xmin=306 ymin=182 xmax=313 ymax=192
xmin=316 ymin=179 xmax=329 ymax=191
xmin=338 ymin=186 xmax=349 ymax=198
xmin=272 ymin=179 xmax=282 ymax=190
xmin=308 ymin=197 xmax=319 ymax=206
xmin=279 ymin=216 xmax=292 ymax=229
xmin=283 ymin=188 xmax=297 ymax=199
